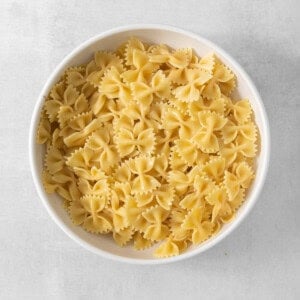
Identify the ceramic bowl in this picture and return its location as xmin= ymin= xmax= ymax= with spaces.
xmin=29 ymin=24 xmax=270 ymax=264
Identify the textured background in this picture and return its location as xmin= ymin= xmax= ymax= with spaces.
xmin=1 ymin=0 xmax=299 ymax=299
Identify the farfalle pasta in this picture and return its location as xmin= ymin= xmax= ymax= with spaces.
xmin=37 ymin=38 xmax=259 ymax=258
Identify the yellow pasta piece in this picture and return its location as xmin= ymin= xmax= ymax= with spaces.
xmin=122 ymin=49 xmax=157 ymax=84
xmin=192 ymin=111 xmax=227 ymax=153
xmin=229 ymin=99 xmax=252 ymax=124
xmin=87 ymin=51 xmax=124 ymax=87
xmin=127 ymin=156 xmax=160 ymax=193
xmin=154 ymin=238 xmax=180 ymax=258
xmin=36 ymin=117 xmax=51 ymax=144
xmin=99 ymin=67 xmax=131 ymax=104
xmin=222 ymin=120 xmax=257 ymax=144
xmin=202 ymin=156 xmax=226 ymax=183
xmin=131 ymin=70 xmax=170 ymax=106
xmin=124 ymin=37 xmax=146 ymax=66
xmin=206 ymin=187 xmax=232 ymax=222
xmin=202 ymin=62 xmax=235 ymax=100
xmin=66 ymin=66 xmax=86 ymax=87
xmin=188 ymin=98 xmax=225 ymax=119
xmin=173 ymin=68 xmax=212 ymax=102
xmin=116 ymin=127 xmax=155 ymax=157
xmin=113 ymin=227 xmax=134 ymax=246
xmin=142 ymin=205 xmax=169 ymax=241
xmin=220 ymin=134 xmax=257 ymax=166
xmin=133 ymin=231 xmax=153 ymax=250
xmin=182 ymin=207 xmax=214 ymax=244
xmin=45 ymin=146 xmax=65 ymax=175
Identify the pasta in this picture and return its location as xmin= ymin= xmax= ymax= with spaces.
xmin=37 ymin=38 xmax=259 ymax=258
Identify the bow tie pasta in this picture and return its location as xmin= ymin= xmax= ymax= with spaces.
xmin=37 ymin=38 xmax=259 ymax=258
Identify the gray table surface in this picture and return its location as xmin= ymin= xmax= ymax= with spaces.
xmin=1 ymin=0 xmax=299 ymax=299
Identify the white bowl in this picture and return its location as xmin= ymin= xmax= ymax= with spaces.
xmin=29 ymin=24 xmax=270 ymax=264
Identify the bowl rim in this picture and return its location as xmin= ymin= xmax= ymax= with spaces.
xmin=29 ymin=24 xmax=270 ymax=265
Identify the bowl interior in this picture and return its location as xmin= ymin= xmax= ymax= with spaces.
xmin=31 ymin=26 xmax=269 ymax=263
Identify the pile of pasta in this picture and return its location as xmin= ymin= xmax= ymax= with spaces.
xmin=37 ymin=38 xmax=258 ymax=258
